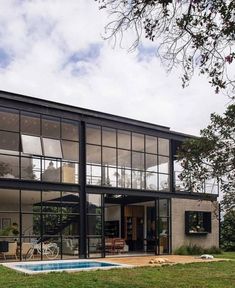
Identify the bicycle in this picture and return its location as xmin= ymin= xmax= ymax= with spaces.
xmin=25 ymin=242 xmax=59 ymax=260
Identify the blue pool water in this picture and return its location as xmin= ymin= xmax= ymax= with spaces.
xmin=15 ymin=261 xmax=120 ymax=272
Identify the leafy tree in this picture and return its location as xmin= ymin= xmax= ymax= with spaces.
xmin=221 ymin=210 xmax=235 ymax=251
xmin=177 ymin=104 xmax=235 ymax=212
xmin=96 ymin=0 xmax=235 ymax=98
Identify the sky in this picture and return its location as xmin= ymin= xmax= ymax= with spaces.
xmin=0 ymin=0 xmax=230 ymax=136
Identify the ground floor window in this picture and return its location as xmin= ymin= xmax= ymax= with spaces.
xmin=0 ymin=188 xmax=171 ymax=261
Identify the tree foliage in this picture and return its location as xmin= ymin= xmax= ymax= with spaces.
xmin=221 ymin=210 xmax=235 ymax=251
xmin=178 ymin=104 xmax=235 ymax=212
xmin=96 ymin=0 xmax=235 ymax=98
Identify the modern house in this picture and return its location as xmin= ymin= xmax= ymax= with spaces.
xmin=0 ymin=90 xmax=219 ymax=261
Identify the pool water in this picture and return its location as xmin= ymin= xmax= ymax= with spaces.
xmin=3 ymin=260 xmax=129 ymax=274
xmin=16 ymin=261 xmax=119 ymax=272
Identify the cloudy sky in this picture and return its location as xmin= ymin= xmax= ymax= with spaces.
xmin=0 ymin=0 xmax=229 ymax=136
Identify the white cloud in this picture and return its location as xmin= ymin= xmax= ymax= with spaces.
xmin=0 ymin=0 xmax=229 ymax=136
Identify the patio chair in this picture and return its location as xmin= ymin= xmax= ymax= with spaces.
xmin=113 ymin=238 xmax=125 ymax=254
xmin=2 ymin=242 xmax=17 ymax=260
xmin=21 ymin=242 xmax=34 ymax=259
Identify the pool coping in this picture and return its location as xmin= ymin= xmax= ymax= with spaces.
xmin=2 ymin=259 xmax=134 ymax=274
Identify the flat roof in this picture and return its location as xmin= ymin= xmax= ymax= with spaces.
xmin=0 ymin=90 xmax=195 ymax=139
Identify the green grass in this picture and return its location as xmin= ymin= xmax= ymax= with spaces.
xmin=0 ymin=259 xmax=235 ymax=288
xmin=214 ymin=251 xmax=235 ymax=260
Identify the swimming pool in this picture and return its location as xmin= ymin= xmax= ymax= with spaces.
xmin=3 ymin=260 xmax=132 ymax=274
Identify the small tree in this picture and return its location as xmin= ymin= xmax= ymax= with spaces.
xmin=221 ymin=210 xmax=235 ymax=251
xmin=178 ymin=104 xmax=235 ymax=212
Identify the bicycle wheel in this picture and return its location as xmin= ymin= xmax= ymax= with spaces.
xmin=46 ymin=244 xmax=59 ymax=259
xmin=25 ymin=247 xmax=34 ymax=260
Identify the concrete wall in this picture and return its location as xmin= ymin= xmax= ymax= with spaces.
xmin=171 ymin=198 xmax=219 ymax=251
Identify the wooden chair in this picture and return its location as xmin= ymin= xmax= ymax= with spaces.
xmin=105 ymin=238 xmax=114 ymax=254
xmin=113 ymin=238 xmax=125 ymax=254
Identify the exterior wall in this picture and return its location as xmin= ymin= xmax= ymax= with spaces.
xmin=171 ymin=198 xmax=219 ymax=251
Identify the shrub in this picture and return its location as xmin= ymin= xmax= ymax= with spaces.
xmin=174 ymin=245 xmax=222 ymax=255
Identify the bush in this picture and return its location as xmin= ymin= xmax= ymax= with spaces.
xmin=174 ymin=245 xmax=222 ymax=255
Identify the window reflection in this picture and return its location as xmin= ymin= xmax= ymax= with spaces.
xmin=132 ymin=133 xmax=144 ymax=152
xmin=61 ymin=120 xmax=79 ymax=141
xmin=158 ymin=138 xmax=169 ymax=156
xmin=42 ymin=159 xmax=61 ymax=182
xmin=21 ymin=135 xmax=42 ymax=156
xmin=42 ymin=116 xmax=60 ymax=139
xmin=102 ymin=127 xmax=116 ymax=147
xmin=21 ymin=157 xmax=41 ymax=181
xmin=146 ymin=135 xmax=158 ymax=154
xmin=118 ymin=130 xmax=131 ymax=149
xmin=0 ymin=155 xmax=19 ymax=179
xmin=62 ymin=141 xmax=79 ymax=161
xmin=86 ymin=125 xmax=101 ymax=145
xmin=0 ymin=131 xmax=19 ymax=154
xmin=42 ymin=138 xmax=62 ymax=158
xmin=21 ymin=112 xmax=40 ymax=136
xmin=0 ymin=108 xmax=19 ymax=132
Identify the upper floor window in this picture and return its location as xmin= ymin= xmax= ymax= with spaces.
xmin=0 ymin=108 xmax=19 ymax=132
xmin=21 ymin=112 xmax=40 ymax=136
xmin=21 ymin=135 xmax=42 ymax=156
xmin=42 ymin=116 xmax=60 ymax=139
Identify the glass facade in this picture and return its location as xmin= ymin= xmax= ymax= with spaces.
xmin=86 ymin=125 xmax=170 ymax=191
xmin=0 ymin=95 xmax=218 ymax=262
xmin=0 ymin=108 xmax=79 ymax=184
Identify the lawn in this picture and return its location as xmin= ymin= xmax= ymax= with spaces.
xmin=0 ymin=256 xmax=234 ymax=288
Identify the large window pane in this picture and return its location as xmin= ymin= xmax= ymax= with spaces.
xmin=103 ymin=166 xmax=117 ymax=187
xmin=0 ymin=189 xmax=19 ymax=212
xmin=86 ymin=125 xmax=101 ymax=145
xmin=0 ymin=155 xmax=19 ymax=179
xmin=62 ymin=120 xmax=79 ymax=141
xmin=158 ymin=138 xmax=169 ymax=156
xmin=118 ymin=149 xmax=131 ymax=168
xmin=42 ymin=159 xmax=61 ymax=182
xmin=62 ymin=162 xmax=79 ymax=184
xmin=86 ymin=145 xmax=101 ymax=165
xmin=21 ymin=157 xmax=41 ymax=181
xmin=21 ymin=190 xmax=41 ymax=213
xmin=117 ymin=168 xmax=131 ymax=188
xmin=132 ymin=151 xmax=145 ymax=170
xmin=87 ymin=216 xmax=102 ymax=235
xmin=102 ymin=127 xmax=116 ymax=147
xmin=0 ymin=108 xmax=19 ymax=132
xmin=159 ymin=199 xmax=169 ymax=217
xmin=132 ymin=133 xmax=144 ymax=152
xmin=42 ymin=190 xmax=61 ymax=213
xmin=21 ymin=135 xmax=42 ymax=156
xmin=61 ymin=191 xmax=79 ymax=214
xmin=146 ymin=172 xmax=158 ymax=190
xmin=42 ymin=116 xmax=60 ymax=139
xmin=118 ymin=130 xmax=131 ymax=149
xmin=146 ymin=154 xmax=157 ymax=172
xmin=159 ymin=174 xmax=169 ymax=191
xmin=0 ymin=131 xmax=19 ymax=154
xmin=102 ymin=147 xmax=116 ymax=166
xmin=132 ymin=170 xmax=145 ymax=189
xmin=43 ymin=138 xmax=62 ymax=158
xmin=146 ymin=135 xmax=158 ymax=154
xmin=21 ymin=112 xmax=40 ymax=136
xmin=87 ymin=194 xmax=102 ymax=214
xmin=158 ymin=156 xmax=169 ymax=174
xmin=86 ymin=164 xmax=101 ymax=185
xmin=62 ymin=141 xmax=79 ymax=161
